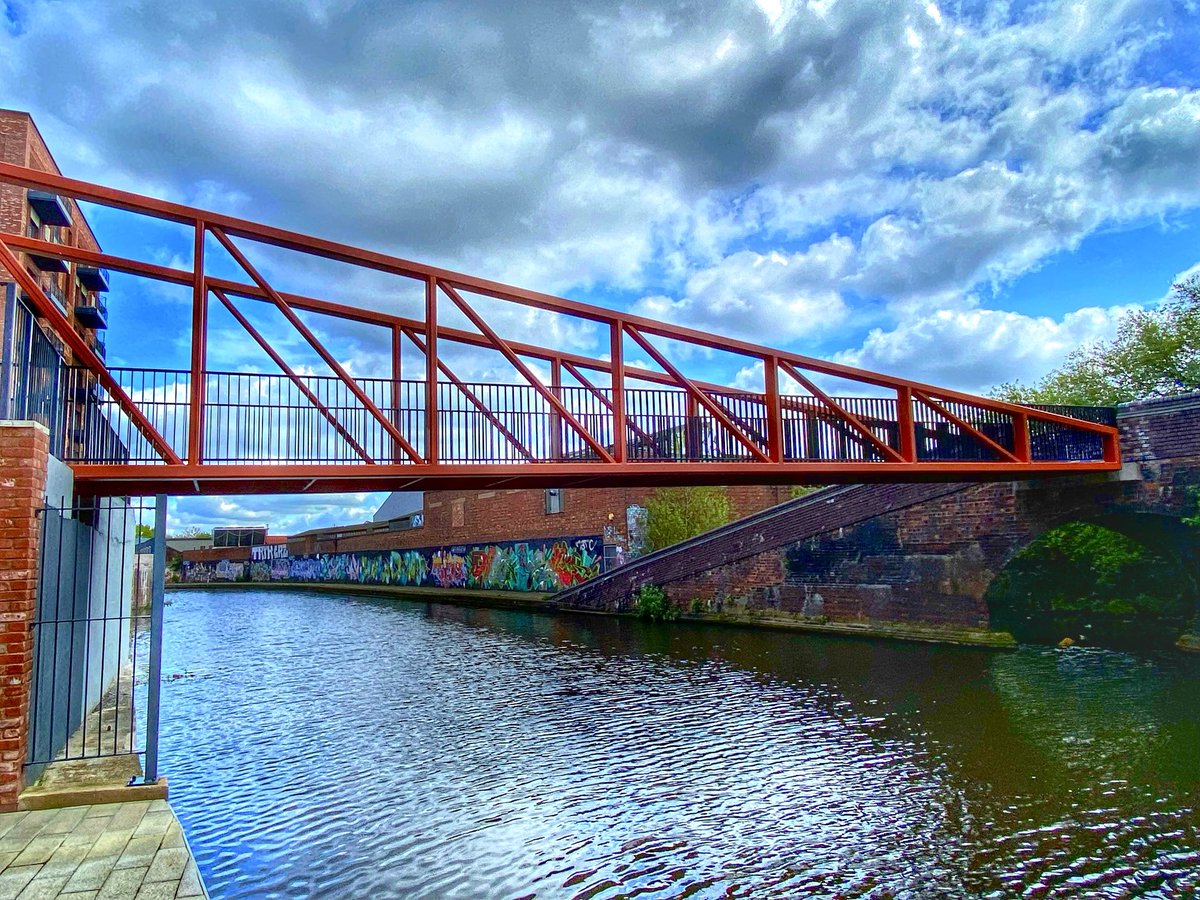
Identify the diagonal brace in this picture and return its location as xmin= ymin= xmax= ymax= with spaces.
xmin=209 ymin=226 xmax=423 ymax=464
xmin=622 ymin=325 xmax=770 ymax=463
xmin=213 ymin=288 xmax=374 ymax=463
xmin=913 ymin=390 xmax=1019 ymax=463
xmin=778 ymin=361 xmax=905 ymax=463
xmin=439 ymin=282 xmax=615 ymax=463
xmin=403 ymin=328 xmax=534 ymax=462
xmin=0 ymin=238 xmax=181 ymax=464
xmin=560 ymin=361 xmax=667 ymax=458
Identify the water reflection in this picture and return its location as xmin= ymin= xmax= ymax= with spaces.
xmin=158 ymin=590 xmax=1200 ymax=898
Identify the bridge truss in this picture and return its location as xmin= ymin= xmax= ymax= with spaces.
xmin=0 ymin=162 xmax=1120 ymax=496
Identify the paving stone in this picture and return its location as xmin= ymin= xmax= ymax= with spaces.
xmin=57 ymin=892 xmax=97 ymax=899
xmin=0 ymin=852 xmax=20 ymax=871
xmin=129 ymin=816 xmax=170 ymax=843
xmin=0 ymin=812 xmax=58 ymax=853
xmin=143 ymin=804 xmax=168 ymax=816
xmin=175 ymin=861 xmax=204 ymax=899
xmin=156 ymin=824 xmax=183 ymax=853
xmin=113 ymin=838 xmax=161 ymax=872
xmin=96 ymin=866 xmax=147 ymax=900
xmin=84 ymin=807 xmax=114 ymax=820
xmin=12 ymin=835 xmax=65 ymax=868
xmin=0 ymin=815 xmax=28 ymax=843
xmin=41 ymin=809 xmax=90 ymax=836
xmin=84 ymin=831 xmax=131 ymax=861
xmin=106 ymin=807 xmax=148 ymax=834
xmin=62 ymin=857 xmax=119 ymax=894
xmin=60 ymin=819 xmax=111 ymax=850
xmin=14 ymin=872 xmax=70 ymax=900
xmin=38 ymin=842 xmax=89 ymax=879
xmin=131 ymin=884 xmax=174 ymax=900
xmin=0 ymin=867 xmax=39 ymax=900
xmin=142 ymin=849 xmax=187 ymax=885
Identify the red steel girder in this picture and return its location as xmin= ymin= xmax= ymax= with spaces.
xmin=212 ymin=288 xmax=374 ymax=463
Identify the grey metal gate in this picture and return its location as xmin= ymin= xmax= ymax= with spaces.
xmin=26 ymin=497 xmax=166 ymax=786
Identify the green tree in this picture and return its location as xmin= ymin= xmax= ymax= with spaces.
xmin=994 ymin=277 xmax=1200 ymax=406
xmin=644 ymin=486 xmax=732 ymax=551
xmin=134 ymin=523 xmax=154 ymax=540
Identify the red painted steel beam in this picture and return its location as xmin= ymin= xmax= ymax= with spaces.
xmin=439 ymin=281 xmax=616 ymax=464
xmin=208 ymin=225 xmax=423 ymax=464
xmin=187 ymin=220 xmax=207 ymax=465
xmin=623 ymin=324 xmax=770 ymax=463
xmin=403 ymin=327 xmax=534 ymax=462
xmin=424 ymin=275 xmax=438 ymax=465
xmin=0 ymin=162 xmax=1117 ymax=443
xmin=778 ymin=360 xmax=904 ymax=463
xmin=212 ymin=289 xmax=374 ymax=462
xmin=68 ymin=459 xmax=1125 ymax=497
xmin=0 ymin=237 xmax=181 ymax=464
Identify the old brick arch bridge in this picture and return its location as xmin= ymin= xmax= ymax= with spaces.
xmin=554 ymin=392 xmax=1200 ymax=650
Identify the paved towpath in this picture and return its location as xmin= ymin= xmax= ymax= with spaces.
xmin=0 ymin=801 xmax=206 ymax=899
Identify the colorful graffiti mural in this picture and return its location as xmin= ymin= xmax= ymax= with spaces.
xmin=181 ymin=536 xmax=603 ymax=593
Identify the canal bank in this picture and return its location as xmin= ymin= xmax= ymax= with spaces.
xmin=169 ymin=581 xmax=1018 ymax=648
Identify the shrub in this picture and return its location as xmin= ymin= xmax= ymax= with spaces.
xmin=633 ymin=584 xmax=679 ymax=622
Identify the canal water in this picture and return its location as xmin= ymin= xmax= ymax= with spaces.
xmin=153 ymin=589 xmax=1200 ymax=898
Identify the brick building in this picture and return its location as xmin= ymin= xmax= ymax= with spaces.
xmin=287 ymin=485 xmax=794 ymax=556
xmin=1 ymin=108 xmax=109 ymax=390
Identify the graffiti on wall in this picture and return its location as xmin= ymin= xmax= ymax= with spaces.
xmin=182 ymin=535 xmax=603 ymax=593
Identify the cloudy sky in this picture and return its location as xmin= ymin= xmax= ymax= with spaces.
xmin=3 ymin=0 xmax=1199 ymax=534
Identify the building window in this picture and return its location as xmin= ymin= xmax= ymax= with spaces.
xmin=545 ymin=489 xmax=564 ymax=515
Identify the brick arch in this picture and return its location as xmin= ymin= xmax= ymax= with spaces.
xmin=979 ymin=506 xmax=1200 ymax=628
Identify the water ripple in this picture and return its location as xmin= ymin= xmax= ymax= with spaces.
xmin=144 ymin=590 xmax=1200 ymax=899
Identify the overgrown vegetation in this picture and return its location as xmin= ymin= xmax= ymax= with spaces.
xmin=988 ymin=522 xmax=1191 ymax=634
xmin=994 ymin=277 xmax=1200 ymax=406
xmin=633 ymin=584 xmax=679 ymax=622
xmin=644 ymin=486 xmax=732 ymax=551
xmin=789 ymin=485 xmax=822 ymax=500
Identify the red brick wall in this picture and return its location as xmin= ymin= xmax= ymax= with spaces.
xmin=0 ymin=423 xmax=49 ymax=810
xmin=288 ymin=485 xmax=792 ymax=555
xmin=0 ymin=109 xmax=104 ymax=362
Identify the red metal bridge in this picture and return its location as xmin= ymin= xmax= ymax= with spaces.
xmin=0 ymin=162 xmax=1120 ymax=497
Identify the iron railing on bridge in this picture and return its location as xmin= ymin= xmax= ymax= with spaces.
xmin=50 ymin=365 xmax=1116 ymax=468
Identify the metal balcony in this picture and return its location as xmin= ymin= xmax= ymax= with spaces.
xmin=25 ymin=223 xmax=68 ymax=274
xmin=77 ymin=266 xmax=110 ymax=292
xmin=28 ymin=190 xmax=71 ymax=227
xmin=74 ymin=299 xmax=108 ymax=329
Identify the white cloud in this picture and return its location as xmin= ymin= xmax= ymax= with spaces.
xmin=835 ymin=305 xmax=1136 ymax=393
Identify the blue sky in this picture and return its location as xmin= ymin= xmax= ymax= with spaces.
xmin=2 ymin=0 xmax=1199 ymax=533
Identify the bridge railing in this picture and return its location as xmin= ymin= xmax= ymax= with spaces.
xmin=52 ymin=366 xmax=1116 ymax=468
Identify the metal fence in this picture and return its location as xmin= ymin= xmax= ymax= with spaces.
xmin=25 ymin=498 xmax=164 ymax=785
xmin=49 ymin=365 xmax=1117 ymax=467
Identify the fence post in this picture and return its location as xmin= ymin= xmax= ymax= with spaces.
xmin=144 ymin=495 xmax=167 ymax=783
